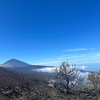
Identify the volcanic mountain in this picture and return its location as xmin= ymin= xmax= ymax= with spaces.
xmin=0 ymin=59 xmax=54 ymax=74
xmin=0 ymin=58 xmax=29 ymax=68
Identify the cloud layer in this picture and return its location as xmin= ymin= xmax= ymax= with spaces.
xmin=33 ymin=67 xmax=56 ymax=73
xmin=33 ymin=65 xmax=88 ymax=73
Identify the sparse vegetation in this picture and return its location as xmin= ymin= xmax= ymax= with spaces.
xmin=55 ymin=62 xmax=80 ymax=94
xmin=88 ymin=71 xmax=100 ymax=92
xmin=0 ymin=62 xmax=100 ymax=100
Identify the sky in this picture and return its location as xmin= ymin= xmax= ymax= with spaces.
xmin=0 ymin=0 xmax=100 ymax=70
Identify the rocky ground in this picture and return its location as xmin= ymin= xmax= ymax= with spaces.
xmin=0 ymin=78 xmax=100 ymax=100
xmin=0 ymin=68 xmax=100 ymax=100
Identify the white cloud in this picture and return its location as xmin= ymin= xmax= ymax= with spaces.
xmin=78 ymin=71 xmax=89 ymax=83
xmin=77 ymin=66 xmax=88 ymax=70
xmin=33 ymin=50 xmax=100 ymax=70
xmin=64 ymin=48 xmax=88 ymax=52
xmin=33 ymin=67 xmax=56 ymax=73
xmin=63 ymin=48 xmax=96 ymax=52
xmin=94 ymin=52 xmax=100 ymax=57
xmin=76 ymin=60 xmax=100 ymax=64
xmin=59 ymin=55 xmax=86 ymax=60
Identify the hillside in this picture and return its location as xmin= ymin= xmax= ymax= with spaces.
xmin=0 ymin=67 xmax=22 ymax=88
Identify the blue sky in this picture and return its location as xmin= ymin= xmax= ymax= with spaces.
xmin=0 ymin=0 xmax=100 ymax=70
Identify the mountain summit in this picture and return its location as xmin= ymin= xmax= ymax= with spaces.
xmin=0 ymin=58 xmax=29 ymax=68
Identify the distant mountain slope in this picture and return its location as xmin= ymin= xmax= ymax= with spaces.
xmin=7 ymin=65 xmax=55 ymax=74
xmin=0 ymin=58 xmax=54 ymax=74
xmin=0 ymin=58 xmax=29 ymax=68
xmin=0 ymin=67 xmax=22 ymax=88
